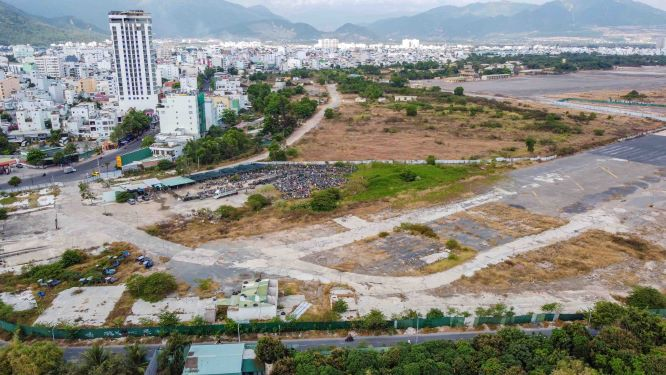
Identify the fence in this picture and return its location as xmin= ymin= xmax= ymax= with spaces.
xmin=1 ymin=310 xmax=663 ymax=340
xmin=2 ymin=182 xmax=62 ymax=194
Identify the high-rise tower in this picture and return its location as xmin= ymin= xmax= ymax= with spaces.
xmin=108 ymin=10 xmax=158 ymax=111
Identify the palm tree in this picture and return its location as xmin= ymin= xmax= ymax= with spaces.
xmin=123 ymin=344 xmax=148 ymax=375
xmin=81 ymin=344 xmax=110 ymax=370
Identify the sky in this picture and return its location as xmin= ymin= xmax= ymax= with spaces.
xmin=230 ymin=0 xmax=666 ymax=30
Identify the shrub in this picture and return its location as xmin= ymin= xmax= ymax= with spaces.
xmin=116 ymin=191 xmax=133 ymax=203
xmin=332 ymin=299 xmax=348 ymax=314
xmin=246 ymin=194 xmax=270 ymax=211
xmin=399 ymin=169 xmax=417 ymax=182
xmin=60 ymin=249 xmax=85 ymax=268
xmin=8 ymin=176 xmax=21 ymax=187
xmin=216 ymin=205 xmax=241 ymax=221
xmin=425 ymin=155 xmax=436 ymax=165
xmin=426 ymin=308 xmax=444 ymax=319
xmin=127 ymin=272 xmax=178 ymax=302
xmin=541 ymin=302 xmax=563 ymax=313
xmin=454 ymin=86 xmax=464 ymax=96
xmin=445 ymin=238 xmax=460 ymax=250
xmin=285 ymin=147 xmax=298 ymax=158
xmin=525 ymin=136 xmax=536 ymax=153
xmin=398 ymin=223 xmax=438 ymax=239
xmin=358 ymin=309 xmax=388 ymax=330
xmin=405 ymin=105 xmax=417 ymax=116
xmin=157 ymin=159 xmax=175 ymax=171
xmin=158 ymin=311 xmax=180 ymax=327
xmin=310 ymin=188 xmax=342 ymax=212
xmin=324 ymin=108 xmax=336 ymax=119
xmin=593 ymin=129 xmax=605 ymax=136
xmin=0 ymin=208 xmax=7 ymax=220
xmin=378 ymin=231 xmax=389 ymax=238
xmin=626 ymin=286 xmax=666 ymax=309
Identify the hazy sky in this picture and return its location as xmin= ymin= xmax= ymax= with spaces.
xmin=230 ymin=0 xmax=666 ymax=30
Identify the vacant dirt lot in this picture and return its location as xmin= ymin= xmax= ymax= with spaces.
xmin=446 ymin=230 xmax=666 ymax=294
xmin=295 ymin=92 xmax=661 ymax=161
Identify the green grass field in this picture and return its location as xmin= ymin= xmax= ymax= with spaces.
xmin=344 ymin=163 xmax=477 ymax=203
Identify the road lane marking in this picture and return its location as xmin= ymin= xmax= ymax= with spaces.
xmin=599 ymin=166 xmax=618 ymax=178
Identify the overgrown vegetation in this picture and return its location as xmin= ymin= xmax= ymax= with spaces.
xmin=126 ymin=272 xmax=178 ymax=303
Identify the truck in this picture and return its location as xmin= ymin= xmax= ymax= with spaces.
xmin=63 ymin=166 xmax=77 ymax=174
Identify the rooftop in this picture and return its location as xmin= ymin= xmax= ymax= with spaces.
xmin=182 ymin=343 xmax=262 ymax=375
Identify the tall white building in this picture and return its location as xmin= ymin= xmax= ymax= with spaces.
xmin=157 ymin=95 xmax=201 ymax=137
xmin=109 ymin=10 xmax=158 ymax=111
xmin=317 ymin=39 xmax=339 ymax=49
xmin=657 ymin=37 xmax=666 ymax=51
xmin=401 ymin=39 xmax=420 ymax=49
xmin=34 ymin=55 xmax=64 ymax=79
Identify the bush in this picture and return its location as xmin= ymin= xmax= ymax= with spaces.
xmin=454 ymin=86 xmax=464 ymax=96
xmin=157 ymin=159 xmax=175 ymax=171
xmin=216 ymin=205 xmax=242 ymax=221
xmin=626 ymin=286 xmax=666 ymax=309
xmin=324 ymin=108 xmax=336 ymax=119
xmin=60 ymin=249 xmax=85 ymax=268
xmin=285 ymin=147 xmax=298 ymax=158
xmin=332 ymin=299 xmax=348 ymax=314
xmin=398 ymin=223 xmax=438 ymax=239
xmin=541 ymin=302 xmax=563 ymax=313
xmin=425 ymin=155 xmax=436 ymax=165
xmin=0 ymin=208 xmax=7 ymax=220
xmin=358 ymin=309 xmax=388 ymax=330
xmin=593 ymin=129 xmax=605 ymax=136
xmin=116 ymin=191 xmax=133 ymax=203
xmin=590 ymin=301 xmax=626 ymax=328
xmin=405 ymin=105 xmax=417 ymax=116
xmin=158 ymin=311 xmax=180 ymax=327
xmin=127 ymin=272 xmax=178 ymax=302
xmin=445 ymin=238 xmax=460 ymax=250
xmin=426 ymin=308 xmax=444 ymax=319
xmin=246 ymin=194 xmax=270 ymax=211
xmin=8 ymin=176 xmax=21 ymax=187
xmin=310 ymin=188 xmax=342 ymax=212
xmin=399 ymin=169 xmax=417 ymax=182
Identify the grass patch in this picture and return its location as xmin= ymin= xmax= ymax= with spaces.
xmin=0 ymin=196 xmax=17 ymax=205
xmin=396 ymin=223 xmax=438 ymax=239
xmin=420 ymin=248 xmax=476 ymax=274
xmin=344 ymin=163 xmax=476 ymax=203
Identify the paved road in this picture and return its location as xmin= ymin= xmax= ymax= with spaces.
xmin=58 ymin=327 xmax=557 ymax=361
xmin=0 ymin=133 xmax=151 ymax=191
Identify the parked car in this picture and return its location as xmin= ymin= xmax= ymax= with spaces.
xmin=103 ymin=268 xmax=116 ymax=276
xmin=128 ymin=199 xmax=136 ymax=205
xmin=143 ymin=260 xmax=154 ymax=269
xmin=104 ymin=276 xmax=118 ymax=284
xmin=46 ymin=279 xmax=61 ymax=288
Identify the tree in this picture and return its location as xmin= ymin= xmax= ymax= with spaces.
xmin=247 ymin=83 xmax=272 ymax=112
xmin=268 ymin=141 xmax=288 ymax=161
xmin=525 ymin=137 xmax=536 ymax=153
xmin=63 ymin=142 xmax=77 ymax=155
xmin=454 ymin=86 xmax=465 ymax=96
xmin=425 ymin=155 xmax=436 ymax=165
xmin=255 ymin=337 xmax=287 ymax=364
xmin=271 ymin=357 xmax=296 ymax=375
xmin=216 ymin=205 xmax=241 ymax=221
xmin=79 ymin=182 xmax=95 ymax=203
xmin=157 ymin=159 xmax=175 ymax=171
xmin=390 ymin=74 xmax=408 ymax=87
xmin=123 ymin=344 xmax=148 ymax=375
xmin=141 ymin=135 xmax=155 ymax=147
xmin=227 ymin=66 xmax=239 ymax=75
xmin=590 ymin=301 xmax=626 ymax=328
xmin=0 ymin=336 xmax=64 ymax=375
xmin=115 ymin=191 xmax=132 ymax=203
xmin=80 ymin=344 xmax=111 ymax=371
xmin=26 ymin=148 xmax=46 ymax=165
xmin=110 ymin=109 xmax=151 ymax=143
xmin=358 ymin=309 xmax=387 ymax=330
xmin=60 ymin=249 xmax=84 ymax=267
xmin=52 ymin=151 xmax=65 ymax=165
xmin=221 ymin=109 xmax=239 ymax=126
xmin=0 ymin=208 xmax=8 ymax=220
xmin=158 ymin=334 xmax=190 ymax=375
xmin=246 ymin=194 xmax=270 ymax=211
xmin=8 ymin=176 xmax=21 ymax=187
xmin=625 ymin=286 xmax=666 ymax=309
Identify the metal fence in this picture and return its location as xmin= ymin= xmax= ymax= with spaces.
xmin=1 ymin=310 xmax=663 ymax=339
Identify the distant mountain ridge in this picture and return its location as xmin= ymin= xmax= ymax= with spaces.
xmin=0 ymin=0 xmax=106 ymax=45
xmin=2 ymin=0 xmax=666 ymax=43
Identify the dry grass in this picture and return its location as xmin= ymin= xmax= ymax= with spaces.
xmin=294 ymin=93 xmax=662 ymax=162
xmin=450 ymin=230 xmax=666 ymax=293
xmin=104 ymin=291 xmax=136 ymax=327
xmin=279 ymin=279 xmax=341 ymax=322
xmin=419 ymin=248 xmax=477 ymax=275
xmin=462 ymin=203 xmax=567 ymax=237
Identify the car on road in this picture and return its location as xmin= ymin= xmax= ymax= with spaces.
xmin=63 ymin=166 xmax=77 ymax=174
xmin=91 ymin=170 xmax=100 ymax=177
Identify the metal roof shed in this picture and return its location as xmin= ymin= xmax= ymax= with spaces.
xmin=183 ymin=343 xmax=264 ymax=375
xmin=160 ymin=176 xmax=195 ymax=189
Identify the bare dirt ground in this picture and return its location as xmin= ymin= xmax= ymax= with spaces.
xmin=294 ymin=93 xmax=661 ymax=162
xmin=551 ymin=88 xmax=666 ymax=105
xmin=444 ymin=230 xmax=665 ymax=294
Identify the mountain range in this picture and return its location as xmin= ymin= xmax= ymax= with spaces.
xmin=1 ymin=0 xmax=666 ymax=44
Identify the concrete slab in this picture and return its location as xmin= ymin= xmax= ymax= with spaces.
xmin=0 ymin=290 xmax=37 ymax=311
xmin=34 ymin=286 xmax=125 ymax=326
xmin=333 ymin=215 xmax=369 ymax=230
xmin=125 ymin=296 xmax=217 ymax=324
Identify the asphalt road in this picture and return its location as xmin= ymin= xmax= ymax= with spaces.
xmin=0 ymin=131 xmax=152 ymax=191
xmin=59 ymin=327 xmax=558 ymax=361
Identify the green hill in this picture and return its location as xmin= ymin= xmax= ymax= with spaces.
xmin=0 ymin=0 xmax=105 ymax=46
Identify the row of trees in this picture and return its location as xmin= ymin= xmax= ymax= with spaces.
xmin=180 ymin=127 xmax=256 ymax=167
xmin=261 ymin=289 xmax=666 ymax=374
xmin=110 ymin=109 xmax=152 ymax=143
